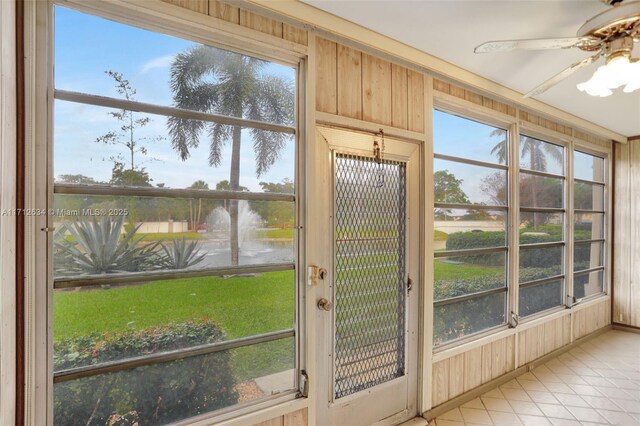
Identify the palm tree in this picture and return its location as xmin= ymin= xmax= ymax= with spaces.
xmin=168 ymin=46 xmax=294 ymax=265
xmin=188 ymin=180 xmax=209 ymax=231
xmin=491 ymin=132 xmax=563 ymax=229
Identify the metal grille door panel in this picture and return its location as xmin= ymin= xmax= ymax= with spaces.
xmin=333 ymin=153 xmax=407 ymax=399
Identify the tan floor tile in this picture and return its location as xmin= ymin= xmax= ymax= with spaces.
xmin=593 ymin=368 xmax=627 ymax=379
xmin=519 ymin=373 xmax=539 ymax=381
xmin=536 ymin=404 xmax=576 ymax=420
xmin=567 ymin=367 xmax=598 ymax=377
xmin=484 ymin=388 xmax=506 ymax=399
xmin=557 ymin=375 xmax=588 ymax=386
xmin=502 ymin=380 xmax=524 ymax=390
xmin=509 ymin=401 xmax=544 ymax=416
xmin=527 ymin=391 xmax=560 ymax=405
xmin=546 ymin=417 xmax=580 ymax=426
xmin=607 ymin=378 xmax=640 ymax=391
xmin=460 ymin=407 xmax=494 ymax=425
xmin=503 ymin=389 xmax=533 ymax=402
xmin=579 ymin=395 xmax=622 ymax=411
xmin=595 ymin=386 xmax=635 ymax=400
xmin=518 ymin=380 xmax=548 ymax=392
xmin=543 ymin=382 xmax=575 ymax=395
xmin=534 ymin=372 xmax=563 ymax=384
xmin=462 ymin=397 xmax=486 ymax=409
xmin=488 ymin=410 xmax=522 ymax=425
xmin=553 ymin=393 xmax=589 ymax=408
xmin=532 ymin=366 xmax=553 ymax=375
xmin=481 ymin=397 xmax=514 ymax=413
xmin=595 ymin=409 xmax=638 ymax=426
xmin=568 ymin=385 xmax=602 ymax=397
xmin=434 ymin=420 xmax=465 ymax=426
xmin=610 ymin=397 xmax=640 ymax=414
xmin=564 ymin=406 xmax=606 ymax=423
xmin=437 ymin=408 xmax=463 ymax=422
xmin=517 ymin=414 xmax=552 ymax=426
xmin=581 ymin=376 xmax=613 ymax=387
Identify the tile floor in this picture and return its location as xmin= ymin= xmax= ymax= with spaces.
xmin=432 ymin=330 xmax=640 ymax=426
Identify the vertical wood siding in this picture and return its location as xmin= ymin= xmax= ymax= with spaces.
xmin=160 ymin=0 xmax=308 ymax=45
xmin=614 ymin=141 xmax=640 ymax=327
xmin=316 ymin=38 xmax=425 ymax=132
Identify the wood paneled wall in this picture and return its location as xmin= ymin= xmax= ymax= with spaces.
xmin=315 ymin=38 xmax=425 ymax=132
xmin=518 ymin=315 xmax=570 ymax=366
xmin=432 ymin=299 xmax=610 ymax=408
xmin=614 ymin=140 xmax=640 ymax=328
xmin=432 ymin=335 xmax=515 ymax=406
xmin=160 ymin=0 xmax=308 ymax=45
xmin=573 ymin=301 xmax=611 ymax=340
xmin=433 ymin=79 xmax=516 ymax=117
xmin=253 ymin=408 xmax=308 ymax=426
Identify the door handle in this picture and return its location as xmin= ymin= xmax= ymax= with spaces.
xmin=317 ymin=298 xmax=332 ymax=311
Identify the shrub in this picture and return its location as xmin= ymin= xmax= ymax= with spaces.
xmin=54 ymin=321 xmax=238 ymax=425
xmin=434 ymin=265 xmax=568 ymax=345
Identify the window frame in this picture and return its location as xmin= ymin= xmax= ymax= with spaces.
xmin=431 ymin=101 xmax=516 ymax=350
xmin=570 ymin=143 xmax=611 ymax=304
xmin=516 ymin=128 xmax=570 ymax=321
xmin=29 ymin=1 xmax=308 ymax=424
xmin=431 ymin=101 xmax=612 ymax=351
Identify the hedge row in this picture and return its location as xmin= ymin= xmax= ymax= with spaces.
xmin=54 ymin=321 xmax=238 ymax=426
xmin=444 ymin=229 xmax=598 ymax=268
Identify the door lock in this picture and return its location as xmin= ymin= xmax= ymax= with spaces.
xmin=317 ymin=298 xmax=332 ymax=311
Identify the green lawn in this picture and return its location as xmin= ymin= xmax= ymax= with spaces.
xmin=135 ymin=231 xmax=203 ymax=241
xmin=54 ymin=258 xmax=499 ymax=382
xmin=433 ymin=258 xmax=501 ymax=281
xmin=54 ymin=271 xmax=294 ymax=382
xmin=255 ymin=228 xmax=294 ymax=239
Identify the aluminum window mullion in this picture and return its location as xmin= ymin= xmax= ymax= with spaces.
xmin=434 ymin=286 xmax=507 ymax=308
xmin=574 ymin=209 xmax=605 ymax=214
xmin=55 ymin=89 xmax=296 ymax=135
xmin=54 ymin=183 xmax=295 ymax=202
xmin=53 ymin=328 xmax=295 ymax=383
xmin=54 ymin=262 xmax=295 ymax=289
xmin=574 ymin=177 xmax=605 ymax=186
xmin=574 ymin=266 xmax=605 ymax=276
xmin=434 ymin=153 xmax=508 ymax=171
xmin=434 ymin=246 xmax=507 ymax=258
xmin=519 ymin=207 xmax=565 ymax=213
xmin=519 ymin=168 xmax=565 ymax=180
xmin=519 ymin=274 xmax=565 ymax=289
xmin=434 ymin=202 xmax=508 ymax=211
xmin=519 ymin=241 xmax=565 ymax=250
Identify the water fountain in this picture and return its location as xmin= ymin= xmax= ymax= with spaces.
xmin=208 ymin=200 xmax=263 ymax=247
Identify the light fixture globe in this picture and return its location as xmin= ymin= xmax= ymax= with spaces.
xmin=577 ymin=36 xmax=640 ymax=97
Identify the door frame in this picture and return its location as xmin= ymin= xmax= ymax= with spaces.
xmin=314 ymin=124 xmax=423 ymax=426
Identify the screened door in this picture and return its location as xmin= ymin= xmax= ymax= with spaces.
xmin=315 ymin=126 xmax=419 ymax=426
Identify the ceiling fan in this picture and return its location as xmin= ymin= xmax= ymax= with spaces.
xmin=474 ymin=0 xmax=640 ymax=98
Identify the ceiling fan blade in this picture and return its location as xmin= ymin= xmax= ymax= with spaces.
xmin=524 ymin=52 xmax=602 ymax=98
xmin=474 ymin=37 xmax=600 ymax=53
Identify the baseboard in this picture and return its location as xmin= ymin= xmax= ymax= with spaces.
xmin=612 ymin=323 xmax=640 ymax=334
xmin=422 ymin=325 xmax=612 ymax=421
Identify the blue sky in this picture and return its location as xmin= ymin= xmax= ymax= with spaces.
xmin=54 ymin=6 xmax=295 ymax=191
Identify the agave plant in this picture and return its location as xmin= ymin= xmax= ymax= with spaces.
xmin=156 ymin=237 xmax=206 ymax=270
xmin=54 ymin=216 xmax=160 ymax=275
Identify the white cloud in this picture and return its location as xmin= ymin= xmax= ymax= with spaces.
xmin=140 ymin=55 xmax=174 ymax=74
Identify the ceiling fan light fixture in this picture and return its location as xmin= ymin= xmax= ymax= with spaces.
xmin=577 ymin=53 xmax=640 ymax=97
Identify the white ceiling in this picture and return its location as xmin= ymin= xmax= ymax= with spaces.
xmin=303 ymin=0 xmax=640 ymax=137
